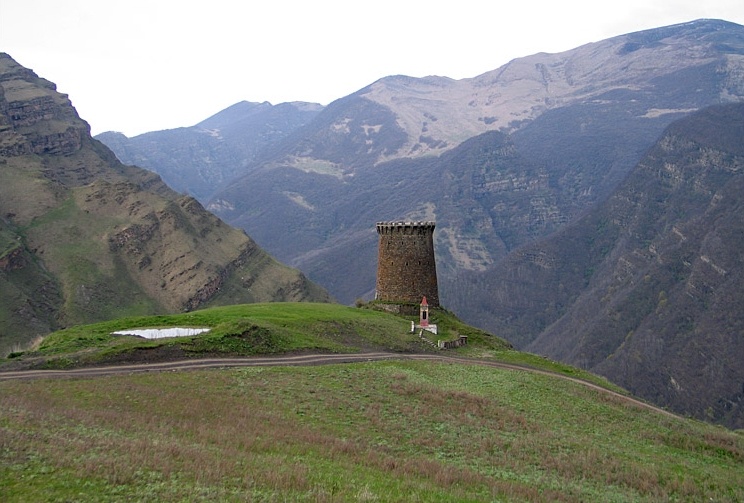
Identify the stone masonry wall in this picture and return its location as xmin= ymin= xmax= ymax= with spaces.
xmin=375 ymin=221 xmax=439 ymax=307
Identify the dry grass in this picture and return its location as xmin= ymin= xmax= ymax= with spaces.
xmin=1 ymin=361 xmax=743 ymax=501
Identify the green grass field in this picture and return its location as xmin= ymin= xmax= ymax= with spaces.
xmin=3 ymin=303 xmax=506 ymax=366
xmin=2 ymin=302 xmax=742 ymax=501
xmin=1 ymin=360 xmax=742 ymax=502
xmin=2 ymin=302 xmax=618 ymax=391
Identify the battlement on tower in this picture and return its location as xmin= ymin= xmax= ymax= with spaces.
xmin=376 ymin=221 xmax=436 ymax=235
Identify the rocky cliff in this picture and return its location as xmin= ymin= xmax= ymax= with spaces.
xmin=0 ymin=53 xmax=330 ymax=354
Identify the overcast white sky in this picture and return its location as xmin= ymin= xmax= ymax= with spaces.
xmin=2 ymin=0 xmax=742 ymax=137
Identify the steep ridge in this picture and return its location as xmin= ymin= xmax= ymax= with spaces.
xmin=0 ymin=54 xmax=330 ymax=354
xmin=96 ymin=100 xmax=323 ymax=200
xmin=448 ymin=103 xmax=744 ymax=428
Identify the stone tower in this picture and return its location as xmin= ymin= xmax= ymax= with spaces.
xmin=375 ymin=221 xmax=439 ymax=307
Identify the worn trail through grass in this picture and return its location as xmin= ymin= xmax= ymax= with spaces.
xmin=0 ymin=351 xmax=681 ymax=421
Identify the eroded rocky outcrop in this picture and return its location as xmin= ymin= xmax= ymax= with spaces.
xmin=0 ymin=53 xmax=330 ymax=354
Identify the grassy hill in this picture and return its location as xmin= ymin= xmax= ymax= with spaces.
xmin=1 ymin=303 xmax=742 ymax=501
xmin=1 ymin=303 xmax=512 ymax=370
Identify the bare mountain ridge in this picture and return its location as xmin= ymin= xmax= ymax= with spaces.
xmin=216 ymin=19 xmax=744 ymax=179
xmin=101 ymin=19 xmax=744 ymax=198
xmin=361 ymin=18 xmax=744 ymax=160
xmin=0 ymin=54 xmax=330 ymax=354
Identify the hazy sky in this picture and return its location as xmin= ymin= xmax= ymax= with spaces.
xmin=2 ymin=0 xmax=742 ymax=137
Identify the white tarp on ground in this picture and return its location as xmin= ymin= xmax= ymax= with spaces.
xmin=112 ymin=328 xmax=210 ymax=339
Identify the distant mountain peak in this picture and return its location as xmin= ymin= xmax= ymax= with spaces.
xmin=358 ymin=18 xmax=744 ymax=162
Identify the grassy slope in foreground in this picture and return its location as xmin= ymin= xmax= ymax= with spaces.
xmin=1 ymin=360 xmax=742 ymax=502
xmin=0 ymin=302 xmax=616 ymax=390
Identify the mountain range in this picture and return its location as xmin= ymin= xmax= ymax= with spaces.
xmin=96 ymin=19 xmax=744 ymax=427
xmin=0 ymin=53 xmax=330 ymax=355
xmin=100 ymin=19 xmax=744 ymax=300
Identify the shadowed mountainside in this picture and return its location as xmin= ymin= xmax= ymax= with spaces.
xmin=447 ymin=103 xmax=744 ymax=428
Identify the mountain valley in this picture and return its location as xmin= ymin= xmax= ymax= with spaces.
xmin=2 ymin=19 xmax=743 ymax=428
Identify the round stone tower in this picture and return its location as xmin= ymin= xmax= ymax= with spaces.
xmin=375 ymin=221 xmax=439 ymax=307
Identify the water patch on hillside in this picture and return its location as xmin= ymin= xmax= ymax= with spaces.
xmin=112 ymin=328 xmax=211 ymax=339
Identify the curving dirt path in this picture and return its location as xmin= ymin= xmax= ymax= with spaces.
xmin=0 ymin=351 xmax=681 ymax=420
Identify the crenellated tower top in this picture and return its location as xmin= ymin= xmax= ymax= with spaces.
xmin=376 ymin=221 xmax=436 ymax=235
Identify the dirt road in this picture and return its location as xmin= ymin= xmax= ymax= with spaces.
xmin=0 ymin=351 xmax=681 ymax=420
